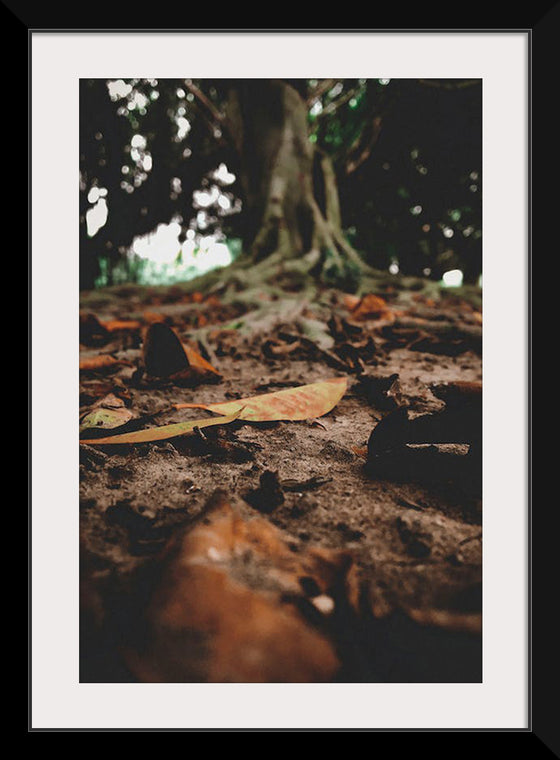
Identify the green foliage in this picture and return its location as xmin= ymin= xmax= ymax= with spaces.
xmin=80 ymin=78 xmax=482 ymax=289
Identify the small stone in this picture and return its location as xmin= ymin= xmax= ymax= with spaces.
xmin=311 ymin=595 xmax=335 ymax=615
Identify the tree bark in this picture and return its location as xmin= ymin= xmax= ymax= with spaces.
xmin=227 ymin=80 xmax=369 ymax=283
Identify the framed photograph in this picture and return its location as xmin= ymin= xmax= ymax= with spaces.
xmin=30 ymin=27 xmax=533 ymax=734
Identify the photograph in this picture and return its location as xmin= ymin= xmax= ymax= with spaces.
xmin=30 ymin=28 xmax=531 ymax=732
xmin=78 ymin=76 xmax=483 ymax=684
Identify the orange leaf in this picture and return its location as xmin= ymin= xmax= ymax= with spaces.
xmin=143 ymin=311 xmax=167 ymax=324
xmin=174 ymin=377 xmax=347 ymax=422
xmin=350 ymin=293 xmax=389 ymax=321
xmin=343 ymin=294 xmax=361 ymax=311
xmin=121 ymin=491 xmax=350 ymax=682
xmin=182 ymin=344 xmax=221 ymax=376
xmin=79 ymin=354 xmax=128 ymax=371
xmin=101 ymin=319 xmax=142 ymax=332
xmin=79 ymin=409 xmax=241 ymax=445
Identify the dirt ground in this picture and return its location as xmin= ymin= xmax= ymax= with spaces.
xmin=79 ymin=280 xmax=482 ymax=683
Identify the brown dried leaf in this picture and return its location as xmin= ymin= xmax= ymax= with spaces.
xmin=101 ymin=319 xmax=142 ymax=332
xmin=142 ymin=322 xmax=221 ymax=383
xmin=348 ymin=293 xmax=392 ymax=321
xmin=122 ymin=491 xmax=356 ymax=682
xmin=79 ymin=354 xmax=131 ymax=372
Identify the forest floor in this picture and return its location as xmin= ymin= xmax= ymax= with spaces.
xmin=79 ymin=276 xmax=482 ymax=683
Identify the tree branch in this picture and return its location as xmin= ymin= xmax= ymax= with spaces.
xmin=184 ymin=79 xmax=225 ymax=123
xmin=345 ymin=116 xmax=383 ymax=175
xmin=183 ymin=79 xmax=236 ymax=148
xmin=306 ymin=79 xmax=339 ymax=106
xmin=317 ymin=86 xmax=361 ymax=119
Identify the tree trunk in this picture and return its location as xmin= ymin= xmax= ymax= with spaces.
xmin=227 ymin=80 xmax=369 ymax=285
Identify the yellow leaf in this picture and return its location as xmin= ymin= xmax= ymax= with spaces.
xmin=174 ymin=377 xmax=347 ymax=422
xmin=80 ymin=410 xmax=241 ymax=445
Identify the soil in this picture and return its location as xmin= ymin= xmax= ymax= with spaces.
xmin=79 ymin=280 xmax=482 ymax=683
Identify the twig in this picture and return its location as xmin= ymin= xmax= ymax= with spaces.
xmin=183 ymin=80 xmax=235 ymax=147
xmin=306 ymin=79 xmax=339 ymax=106
xmin=345 ymin=116 xmax=383 ymax=175
xmin=317 ymin=86 xmax=362 ymax=119
xmin=183 ymin=80 xmax=225 ymax=124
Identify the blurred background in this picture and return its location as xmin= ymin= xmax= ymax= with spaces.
xmin=79 ymin=78 xmax=481 ymax=292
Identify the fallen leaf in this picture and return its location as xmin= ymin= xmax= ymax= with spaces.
xmin=91 ymin=392 xmax=126 ymax=410
xmin=143 ymin=311 xmax=168 ymax=324
xmin=349 ymin=293 xmax=389 ymax=321
xmin=183 ymin=344 xmax=221 ymax=376
xmin=142 ymin=322 xmax=221 ymax=382
xmin=343 ymin=294 xmax=361 ymax=311
xmin=79 ymin=406 xmax=135 ymax=434
xmin=80 ymin=393 xmax=135 ymax=434
xmin=79 ymin=409 xmax=241 ymax=445
xmin=430 ymin=380 xmax=482 ymax=409
xmin=79 ymin=354 xmax=130 ymax=372
xmin=142 ymin=322 xmax=189 ymax=377
xmin=355 ymin=372 xmax=405 ymax=410
xmin=121 ymin=490 xmax=356 ymax=682
xmin=79 ymin=378 xmax=132 ymax=406
xmin=101 ymin=319 xmax=142 ymax=332
xmin=174 ymin=376 xmax=347 ymax=422
xmin=262 ymin=338 xmax=302 ymax=358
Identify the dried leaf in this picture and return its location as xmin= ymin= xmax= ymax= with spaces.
xmin=79 ymin=409 xmax=241 ymax=445
xmin=430 ymin=380 xmax=482 ymax=409
xmin=91 ymin=392 xmax=126 ymax=410
xmin=343 ymin=294 xmax=361 ymax=311
xmin=79 ymin=354 xmax=130 ymax=372
xmin=142 ymin=322 xmax=221 ymax=382
xmin=183 ymin=345 xmax=221 ymax=376
xmin=368 ymin=402 xmax=481 ymax=458
xmin=101 ymin=319 xmax=142 ymax=332
xmin=174 ymin=377 xmax=347 ymax=422
xmin=122 ymin=490 xmax=355 ymax=682
xmin=79 ymin=379 xmax=132 ymax=406
xmin=350 ymin=294 xmax=391 ymax=321
xmin=143 ymin=322 xmax=189 ymax=377
xmin=80 ymin=393 xmax=135 ymax=434
xmin=79 ymin=406 xmax=135 ymax=434
xmin=143 ymin=311 xmax=168 ymax=324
